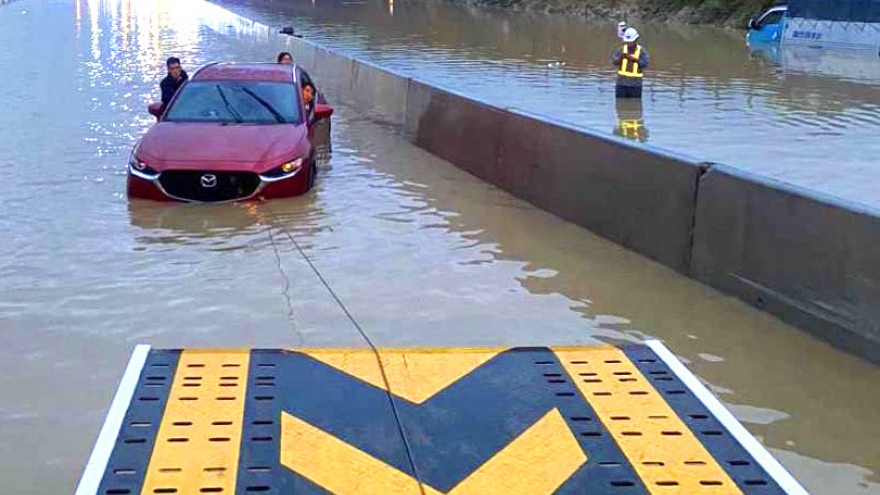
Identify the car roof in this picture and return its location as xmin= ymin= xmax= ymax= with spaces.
xmin=191 ymin=62 xmax=298 ymax=83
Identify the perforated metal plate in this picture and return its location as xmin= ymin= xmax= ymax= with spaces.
xmin=76 ymin=342 xmax=809 ymax=495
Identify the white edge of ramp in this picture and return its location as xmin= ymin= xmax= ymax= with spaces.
xmin=74 ymin=344 xmax=152 ymax=495
xmin=644 ymin=339 xmax=810 ymax=495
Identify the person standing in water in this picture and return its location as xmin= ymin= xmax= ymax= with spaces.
xmin=611 ymin=27 xmax=649 ymax=98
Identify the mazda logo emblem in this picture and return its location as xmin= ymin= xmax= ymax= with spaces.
xmin=201 ymin=174 xmax=218 ymax=188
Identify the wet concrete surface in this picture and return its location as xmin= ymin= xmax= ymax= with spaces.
xmin=214 ymin=0 xmax=880 ymax=211
xmin=0 ymin=1 xmax=878 ymax=494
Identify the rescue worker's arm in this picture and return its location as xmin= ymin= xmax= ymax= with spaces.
xmin=638 ymin=50 xmax=649 ymax=70
xmin=611 ymin=49 xmax=623 ymax=67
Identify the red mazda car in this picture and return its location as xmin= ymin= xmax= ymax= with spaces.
xmin=128 ymin=62 xmax=332 ymax=202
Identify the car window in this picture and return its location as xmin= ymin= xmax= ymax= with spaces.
xmin=164 ymin=81 xmax=303 ymax=125
xmin=758 ymin=10 xmax=785 ymax=27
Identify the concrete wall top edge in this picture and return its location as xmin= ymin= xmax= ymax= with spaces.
xmin=507 ymin=106 xmax=706 ymax=167
xmin=704 ymin=162 xmax=880 ymax=219
xmin=350 ymin=57 xmax=412 ymax=82
xmin=406 ymin=76 xmax=490 ymax=107
xmin=296 ymin=37 xmax=415 ymax=84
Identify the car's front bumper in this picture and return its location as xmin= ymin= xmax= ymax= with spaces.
xmin=126 ymin=165 xmax=308 ymax=203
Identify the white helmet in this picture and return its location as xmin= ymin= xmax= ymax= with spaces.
xmin=623 ymin=27 xmax=640 ymax=43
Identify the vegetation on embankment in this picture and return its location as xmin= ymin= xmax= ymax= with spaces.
xmin=454 ymin=0 xmax=782 ymax=27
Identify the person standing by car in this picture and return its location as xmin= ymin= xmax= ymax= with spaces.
xmin=611 ymin=28 xmax=649 ymax=99
xmin=160 ymin=57 xmax=188 ymax=107
xmin=277 ymin=52 xmax=293 ymax=64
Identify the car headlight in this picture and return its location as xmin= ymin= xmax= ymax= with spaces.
xmin=128 ymin=149 xmax=160 ymax=180
xmin=260 ymin=158 xmax=304 ymax=182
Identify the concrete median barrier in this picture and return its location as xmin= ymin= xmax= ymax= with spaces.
xmin=691 ymin=164 xmax=880 ymax=362
xmin=351 ymin=61 xmax=410 ymax=126
xmin=313 ymin=48 xmax=356 ymax=94
xmin=497 ymin=109 xmax=702 ymax=272
xmin=406 ymin=79 xmax=505 ymax=183
xmin=285 ymin=36 xmax=317 ymax=70
xmin=405 ymin=87 xmax=700 ymax=272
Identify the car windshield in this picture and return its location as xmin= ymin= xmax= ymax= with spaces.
xmin=759 ymin=10 xmax=785 ymax=26
xmin=164 ymin=81 xmax=302 ymax=125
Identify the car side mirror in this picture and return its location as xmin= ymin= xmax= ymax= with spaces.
xmin=314 ymin=104 xmax=334 ymax=121
xmin=749 ymin=18 xmax=760 ymax=30
xmin=148 ymin=102 xmax=163 ymax=119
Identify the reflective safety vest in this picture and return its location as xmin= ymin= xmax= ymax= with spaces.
xmin=617 ymin=120 xmax=645 ymax=140
xmin=618 ymin=45 xmax=644 ymax=78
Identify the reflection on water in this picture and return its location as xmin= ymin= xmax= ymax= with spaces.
xmin=128 ymin=201 xmax=267 ymax=246
xmin=214 ymin=0 xmax=880 ymax=209
xmin=749 ymin=40 xmax=880 ymax=84
xmin=613 ymin=98 xmax=649 ymax=142
xmin=0 ymin=1 xmax=878 ymax=495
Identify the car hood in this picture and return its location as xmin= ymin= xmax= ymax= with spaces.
xmin=137 ymin=122 xmax=309 ymax=171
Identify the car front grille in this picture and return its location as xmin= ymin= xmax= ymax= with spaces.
xmin=158 ymin=170 xmax=260 ymax=202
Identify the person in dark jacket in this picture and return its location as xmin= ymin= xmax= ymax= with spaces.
xmin=160 ymin=57 xmax=188 ymax=107
xmin=611 ymin=28 xmax=649 ymax=99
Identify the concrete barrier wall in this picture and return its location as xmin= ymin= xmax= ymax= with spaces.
xmin=287 ymin=40 xmax=317 ymax=71
xmin=495 ymin=109 xmax=702 ymax=271
xmin=406 ymin=80 xmax=506 ymax=183
xmin=268 ymin=30 xmax=879 ymax=362
xmin=403 ymin=79 xmax=703 ymax=271
xmin=313 ymin=48 xmax=356 ymax=92
xmin=351 ymin=61 xmax=411 ymax=125
xmin=692 ymin=165 xmax=880 ymax=360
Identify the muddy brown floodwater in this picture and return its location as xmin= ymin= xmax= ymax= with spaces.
xmin=0 ymin=1 xmax=877 ymax=495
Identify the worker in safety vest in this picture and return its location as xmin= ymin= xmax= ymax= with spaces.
xmin=611 ymin=27 xmax=649 ymax=99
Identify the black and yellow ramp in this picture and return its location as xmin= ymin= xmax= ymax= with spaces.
xmin=75 ymin=341 xmax=810 ymax=495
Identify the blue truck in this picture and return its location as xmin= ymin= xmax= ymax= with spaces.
xmin=748 ymin=0 xmax=880 ymax=52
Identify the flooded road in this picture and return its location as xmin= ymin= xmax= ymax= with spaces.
xmin=0 ymin=0 xmax=878 ymax=494
xmin=215 ymin=0 xmax=880 ymax=210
